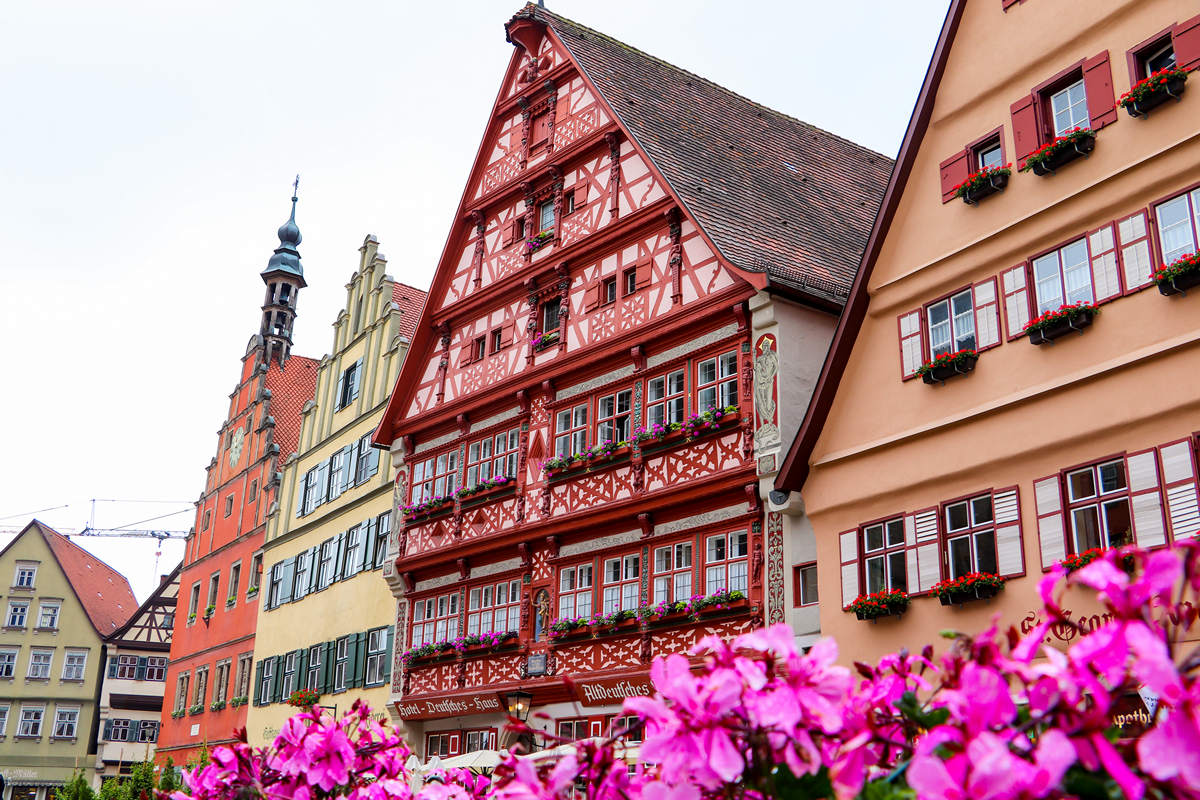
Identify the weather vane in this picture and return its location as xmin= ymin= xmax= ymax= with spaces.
xmin=292 ymin=174 xmax=300 ymax=200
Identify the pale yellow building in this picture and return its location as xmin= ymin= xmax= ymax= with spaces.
xmin=245 ymin=236 xmax=425 ymax=742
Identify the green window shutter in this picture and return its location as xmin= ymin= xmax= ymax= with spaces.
xmin=332 ymin=533 xmax=346 ymax=582
xmin=107 ymin=657 xmax=118 ymax=678
xmin=351 ymin=358 xmax=363 ymax=402
xmin=366 ymin=446 xmax=380 ymax=479
xmin=271 ymin=655 xmax=283 ymax=703
xmin=295 ymin=647 xmax=308 ymax=692
xmin=308 ymin=546 xmax=320 ymax=593
xmin=135 ymin=657 xmax=148 ymax=680
xmin=383 ymin=626 xmax=394 ymax=684
xmin=360 ymin=519 xmax=376 ymax=572
xmin=253 ymin=661 xmax=264 ymax=706
xmin=321 ymin=641 xmax=335 ymax=694
xmin=103 ymin=718 xmax=113 ymax=740
xmin=349 ymin=632 xmax=364 ymax=688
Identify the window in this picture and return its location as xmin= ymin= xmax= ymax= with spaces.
xmin=490 ymin=328 xmax=504 ymax=353
xmin=27 ymin=650 xmax=52 ymax=679
xmin=1141 ymin=40 xmax=1176 ymax=76
xmin=36 ymin=603 xmax=59 ymax=630
xmin=328 ymin=449 xmax=349 ymax=499
xmin=365 ymin=627 xmax=390 ymax=686
xmin=318 ymin=539 xmax=336 ymax=589
xmin=609 ymin=714 xmax=643 ymax=743
xmin=281 ymin=652 xmax=297 ymax=698
xmin=1049 ymin=79 xmax=1090 ymax=136
xmin=541 ymin=297 xmax=561 ymax=333
xmin=18 ymin=706 xmax=43 ymax=738
xmin=267 ymin=562 xmax=285 ymax=608
xmin=333 ymin=637 xmax=349 ymax=691
xmin=464 ymin=729 xmax=495 ymax=753
xmin=0 ymin=649 xmax=17 ymax=678
xmin=555 ymin=403 xmax=589 ymax=459
xmin=162 ymin=611 xmax=175 ymax=629
xmin=623 ymin=268 xmax=638 ymax=296
xmin=926 ymin=290 xmax=975 ymax=357
xmin=0 ymin=705 xmax=7 ymax=736
xmin=207 ymin=573 xmax=220 ymax=609
xmin=249 ymin=554 xmax=263 ymax=592
xmin=6 ymin=601 xmax=28 ymax=628
xmin=466 ymin=427 xmax=520 ymax=488
xmin=647 ymin=369 xmax=685 ymax=429
xmin=558 ymin=719 xmax=589 ymax=740
xmin=602 ymin=554 xmax=641 ymax=612
xmin=601 ymin=277 xmax=617 ymax=305
xmin=116 ymin=655 xmax=138 ymax=679
xmin=53 ymin=707 xmax=79 ymax=739
xmin=343 ymin=527 xmax=364 ymax=579
xmin=248 ymin=479 xmax=258 ymax=501
xmin=1066 ymin=459 xmax=1134 ymax=552
xmin=472 ymin=336 xmax=486 ymax=361
xmin=427 ymin=732 xmax=452 ymax=758
xmin=138 ymin=720 xmax=159 ymax=742
xmin=944 ymin=495 xmax=999 ymax=578
xmin=411 ymin=450 xmax=460 ymax=503
xmin=257 ymin=659 xmax=273 ymax=704
xmin=374 ymin=514 xmax=391 ymax=569
xmin=862 ymin=519 xmax=907 ymax=594
xmin=147 ymin=656 xmax=168 ymax=681
xmin=564 ymin=189 xmax=577 ymax=215
xmin=188 ymin=583 xmax=200 ymax=617
xmin=1155 ymin=188 xmax=1200 ymax=264
xmin=558 ymin=564 xmax=593 ymax=619
xmin=538 ymin=200 xmax=555 ymax=234
xmin=301 ymin=466 xmax=324 ymax=515
xmin=14 ymin=564 xmax=36 ymax=588
xmin=696 ymin=350 xmax=738 ymax=412
xmin=194 ymin=666 xmax=209 ymax=706
xmin=794 ymin=564 xmax=818 ymax=606
xmin=652 ymin=543 xmax=693 ymax=604
xmin=1032 ymin=238 xmax=1092 ymax=313
xmin=303 ymin=645 xmax=322 ymax=691
xmin=62 ymin=651 xmax=87 ymax=681
xmin=174 ymin=673 xmax=189 ymax=712
xmin=108 ymin=718 xmax=131 ymax=741
xmin=228 ymin=562 xmax=241 ymax=602
xmin=466 ymin=580 xmax=521 ymax=635
xmin=411 ymin=592 xmax=461 ymax=646
xmin=974 ymin=137 xmax=1003 ymax=171
xmin=337 ymin=360 xmax=362 ymax=410
xmin=224 ymin=495 xmax=234 ymax=518
xmin=235 ymin=653 xmax=253 ymax=698
xmin=202 ymin=510 xmax=211 ymax=530
xmin=355 ymin=434 xmax=378 ymax=484
xmin=596 ymin=389 xmax=632 ymax=444
xmin=214 ymin=660 xmax=230 ymax=702
xmin=705 ymin=531 xmax=749 ymax=594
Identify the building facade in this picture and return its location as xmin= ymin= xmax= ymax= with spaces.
xmin=245 ymin=236 xmax=425 ymax=743
xmin=156 ymin=194 xmax=319 ymax=766
xmin=0 ymin=521 xmax=137 ymax=798
xmin=371 ymin=5 xmax=888 ymax=760
xmin=96 ymin=565 xmax=178 ymax=779
xmin=776 ymin=0 xmax=1200 ymax=664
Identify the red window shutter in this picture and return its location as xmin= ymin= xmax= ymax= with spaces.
xmin=1116 ymin=210 xmax=1155 ymax=293
xmin=1086 ymin=223 xmax=1122 ymax=303
xmin=502 ymin=220 xmax=516 ymax=248
xmin=1159 ymin=440 xmax=1200 ymax=540
xmin=897 ymin=309 xmax=924 ymax=380
xmin=582 ymin=281 xmax=600 ymax=312
xmin=1002 ymin=0 xmax=1021 ymax=9
xmin=992 ymin=487 xmax=1025 ymax=577
xmin=530 ymin=113 xmax=550 ymax=145
xmin=573 ymin=185 xmax=588 ymax=211
xmin=458 ymin=344 xmax=474 ymax=368
xmin=634 ymin=258 xmax=653 ymax=289
xmin=972 ymin=277 xmax=1001 ymax=350
xmin=448 ymin=733 xmax=461 ymax=756
xmin=1127 ymin=449 xmax=1167 ymax=548
xmin=1174 ymin=14 xmax=1200 ymax=72
xmin=1082 ymin=52 xmax=1117 ymax=130
xmin=1000 ymin=265 xmax=1031 ymax=340
xmin=838 ymin=530 xmax=859 ymax=607
xmin=1033 ymin=475 xmax=1066 ymax=571
xmin=1010 ymin=94 xmax=1040 ymax=166
xmin=499 ymin=321 xmax=515 ymax=348
xmin=938 ymin=150 xmax=970 ymax=204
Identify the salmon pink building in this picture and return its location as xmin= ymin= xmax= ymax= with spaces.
xmin=372 ymin=5 xmax=889 ymax=760
xmin=156 ymin=193 xmax=318 ymax=765
xmin=776 ymin=0 xmax=1200 ymax=669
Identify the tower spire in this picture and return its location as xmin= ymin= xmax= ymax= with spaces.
xmin=259 ymin=179 xmax=308 ymax=366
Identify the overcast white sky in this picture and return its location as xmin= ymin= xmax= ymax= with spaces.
xmin=0 ymin=0 xmax=949 ymax=601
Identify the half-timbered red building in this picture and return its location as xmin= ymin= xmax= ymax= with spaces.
xmin=372 ymin=5 xmax=890 ymax=758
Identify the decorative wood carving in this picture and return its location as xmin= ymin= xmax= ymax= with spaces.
xmin=402 ymin=572 xmax=415 ymax=593
xmin=605 ymin=131 xmax=621 ymax=218
xmin=667 ymin=207 xmax=683 ymax=304
xmin=456 ymin=557 xmax=470 ymax=579
xmin=630 ymin=344 xmax=646 ymax=372
xmin=637 ymin=512 xmax=653 ymax=539
xmin=544 ymin=78 xmax=558 ymax=152
xmin=456 ymin=413 xmax=470 ymax=435
xmin=545 ymin=534 xmax=559 ymax=558
xmin=435 ymin=322 xmax=451 ymax=405
xmin=470 ymin=210 xmax=486 ymax=289
xmin=732 ymin=302 xmax=748 ymax=333
xmin=518 ymin=541 xmax=531 ymax=568
xmin=744 ymin=482 xmax=760 ymax=513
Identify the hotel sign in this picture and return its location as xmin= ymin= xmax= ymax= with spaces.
xmin=395 ymin=693 xmax=503 ymax=720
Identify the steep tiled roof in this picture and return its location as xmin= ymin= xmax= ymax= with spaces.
xmin=391 ymin=282 xmax=428 ymax=343
xmin=517 ymin=6 xmax=893 ymax=301
xmin=35 ymin=520 xmax=137 ymax=636
xmin=265 ymin=355 xmax=319 ymax=457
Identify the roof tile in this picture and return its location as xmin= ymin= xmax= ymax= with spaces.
xmin=265 ymin=356 xmax=319 ymax=457
xmin=37 ymin=520 xmax=138 ymax=636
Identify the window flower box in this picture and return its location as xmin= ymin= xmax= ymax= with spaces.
xmin=1121 ymin=68 xmax=1187 ymax=119
xmin=917 ymin=349 xmax=978 ymax=385
xmin=246 ymin=586 xmax=259 ymax=600
xmin=845 ymin=590 xmax=909 ymax=621
xmin=400 ymin=631 xmax=518 ymax=667
xmin=1019 ymin=128 xmax=1095 ymax=176
xmin=953 ymin=165 xmax=1011 ymax=205
xmin=170 ymin=710 xmax=185 ymax=719
xmin=402 ymin=495 xmax=454 ymax=521
xmin=204 ymin=604 xmax=216 ymax=619
xmin=532 ymin=330 xmax=559 ymax=351
xmin=543 ymin=441 xmax=632 ymax=477
xmin=455 ymin=475 xmax=513 ymax=502
xmin=1024 ymin=302 xmax=1096 ymax=345
xmin=526 ymin=230 xmax=554 ymax=253
xmin=188 ymin=704 xmax=204 ymax=716
xmin=286 ymin=689 xmax=320 ymax=708
xmin=1154 ymin=252 xmax=1200 ymax=296
xmin=209 ymin=700 xmax=226 ymax=712
xmin=680 ymin=405 xmax=741 ymax=440
xmin=932 ymin=573 xmax=1005 ymax=606
xmin=187 ymin=613 xmax=196 ymax=624
xmin=229 ymin=696 xmax=249 ymax=708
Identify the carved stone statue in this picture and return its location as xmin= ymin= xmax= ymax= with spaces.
xmin=754 ymin=336 xmax=778 ymax=424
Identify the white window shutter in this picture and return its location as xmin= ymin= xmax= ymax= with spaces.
xmin=839 ymin=530 xmax=859 ymax=606
xmin=1034 ymin=475 xmax=1066 ymax=570
xmin=973 ymin=278 xmax=1001 ymax=349
xmin=993 ymin=487 xmax=1025 ymax=576
xmin=1117 ymin=210 xmax=1154 ymax=292
xmin=1001 ymin=266 xmax=1031 ymax=340
xmin=1087 ymin=224 xmax=1122 ymax=302
xmin=898 ymin=310 xmax=924 ymax=379
xmin=1127 ymin=449 xmax=1166 ymax=548
xmin=1159 ymin=441 xmax=1200 ymax=540
xmin=912 ymin=509 xmax=940 ymax=592
xmin=904 ymin=514 xmax=919 ymax=593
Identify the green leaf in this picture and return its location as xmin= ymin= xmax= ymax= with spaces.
xmin=1062 ymin=766 xmax=1123 ymax=800
xmin=859 ymin=778 xmax=916 ymax=800
xmin=770 ymin=764 xmax=834 ymax=799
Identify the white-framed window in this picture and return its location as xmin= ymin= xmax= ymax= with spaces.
xmin=427 ymin=732 xmax=452 ymax=758
xmin=466 ymin=580 xmax=521 ymax=635
xmin=463 ymin=427 xmax=518 ymax=485
xmin=333 ymin=637 xmax=349 ymax=691
xmin=1066 ymin=459 xmax=1134 ymax=552
xmin=862 ymin=518 xmax=907 ymax=594
xmin=1049 ymin=79 xmax=1090 ymax=137
xmin=601 ymin=276 xmax=617 ymax=305
xmin=146 ymin=656 xmax=167 ymax=681
xmin=343 ymin=526 xmax=364 ymax=579
xmin=705 ymin=531 xmax=748 ymax=594
xmin=336 ymin=360 xmax=362 ymax=410
xmin=138 ymin=720 xmax=159 ymax=742
xmin=293 ymin=551 xmax=311 ymax=598
xmin=1032 ymin=238 xmax=1093 ymax=313
xmin=18 ymin=705 xmax=44 ymax=738
xmin=411 ymin=450 xmax=459 ymax=503
xmin=602 ymin=554 xmax=640 ymax=612
xmin=365 ymin=627 xmax=390 ymax=686
xmin=0 ymin=649 xmax=17 ymax=678
xmin=318 ymin=538 xmax=336 ymax=588
xmin=411 ymin=592 xmax=461 ymax=646
xmin=257 ymin=659 xmax=273 ymax=704
xmin=6 ymin=601 xmax=28 ymax=628
xmin=53 ymin=706 xmax=79 ymax=739
xmin=944 ymin=495 xmax=998 ymax=578
xmin=647 ymin=369 xmax=685 ymax=429
xmin=557 ymin=718 xmax=589 ymax=740
xmin=174 ymin=673 xmax=190 ymax=713
xmin=13 ymin=563 xmax=36 ymax=588
xmin=228 ymin=562 xmax=241 ymax=602
xmin=36 ymin=603 xmax=59 ymax=630
xmin=464 ymin=729 xmax=495 ymax=753
xmin=596 ymin=389 xmax=632 ymax=444
xmin=541 ymin=297 xmax=561 ymax=334
xmin=62 ymin=650 xmax=87 ymax=681
xmin=558 ymin=564 xmax=594 ymax=619
xmin=538 ymin=200 xmax=555 ymax=234
xmin=355 ymin=433 xmax=378 ymax=484
xmin=306 ymin=644 xmax=323 ymax=691
xmin=926 ymin=290 xmax=976 ymax=357
xmin=0 ymin=704 xmax=8 ymax=736
xmin=653 ymin=542 xmax=693 ymax=604
xmin=27 ymin=649 xmax=52 ymax=679
xmin=976 ymin=139 xmax=1003 ymax=171
xmin=696 ymin=350 xmax=738 ymax=411
xmin=373 ymin=514 xmax=391 ymax=570
xmin=108 ymin=717 xmax=131 ymax=741
xmin=1155 ymin=187 xmax=1200 ymax=264
xmin=281 ymin=651 xmax=297 ymax=698
xmin=795 ymin=564 xmax=819 ymax=606
xmin=555 ymin=404 xmax=589 ymax=459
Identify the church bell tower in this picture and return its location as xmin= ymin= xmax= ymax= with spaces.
xmin=259 ymin=179 xmax=308 ymax=366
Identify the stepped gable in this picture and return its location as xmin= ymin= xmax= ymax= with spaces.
xmin=36 ymin=520 xmax=137 ymax=636
xmin=391 ymin=281 xmax=427 ymax=342
xmin=520 ymin=5 xmax=893 ymax=300
xmin=265 ymin=355 xmax=319 ymax=457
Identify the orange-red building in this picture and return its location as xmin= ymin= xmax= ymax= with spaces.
xmin=372 ymin=5 xmax=889 ymax=759
xmin=156 ymin=193 xmax=318 ymax=765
